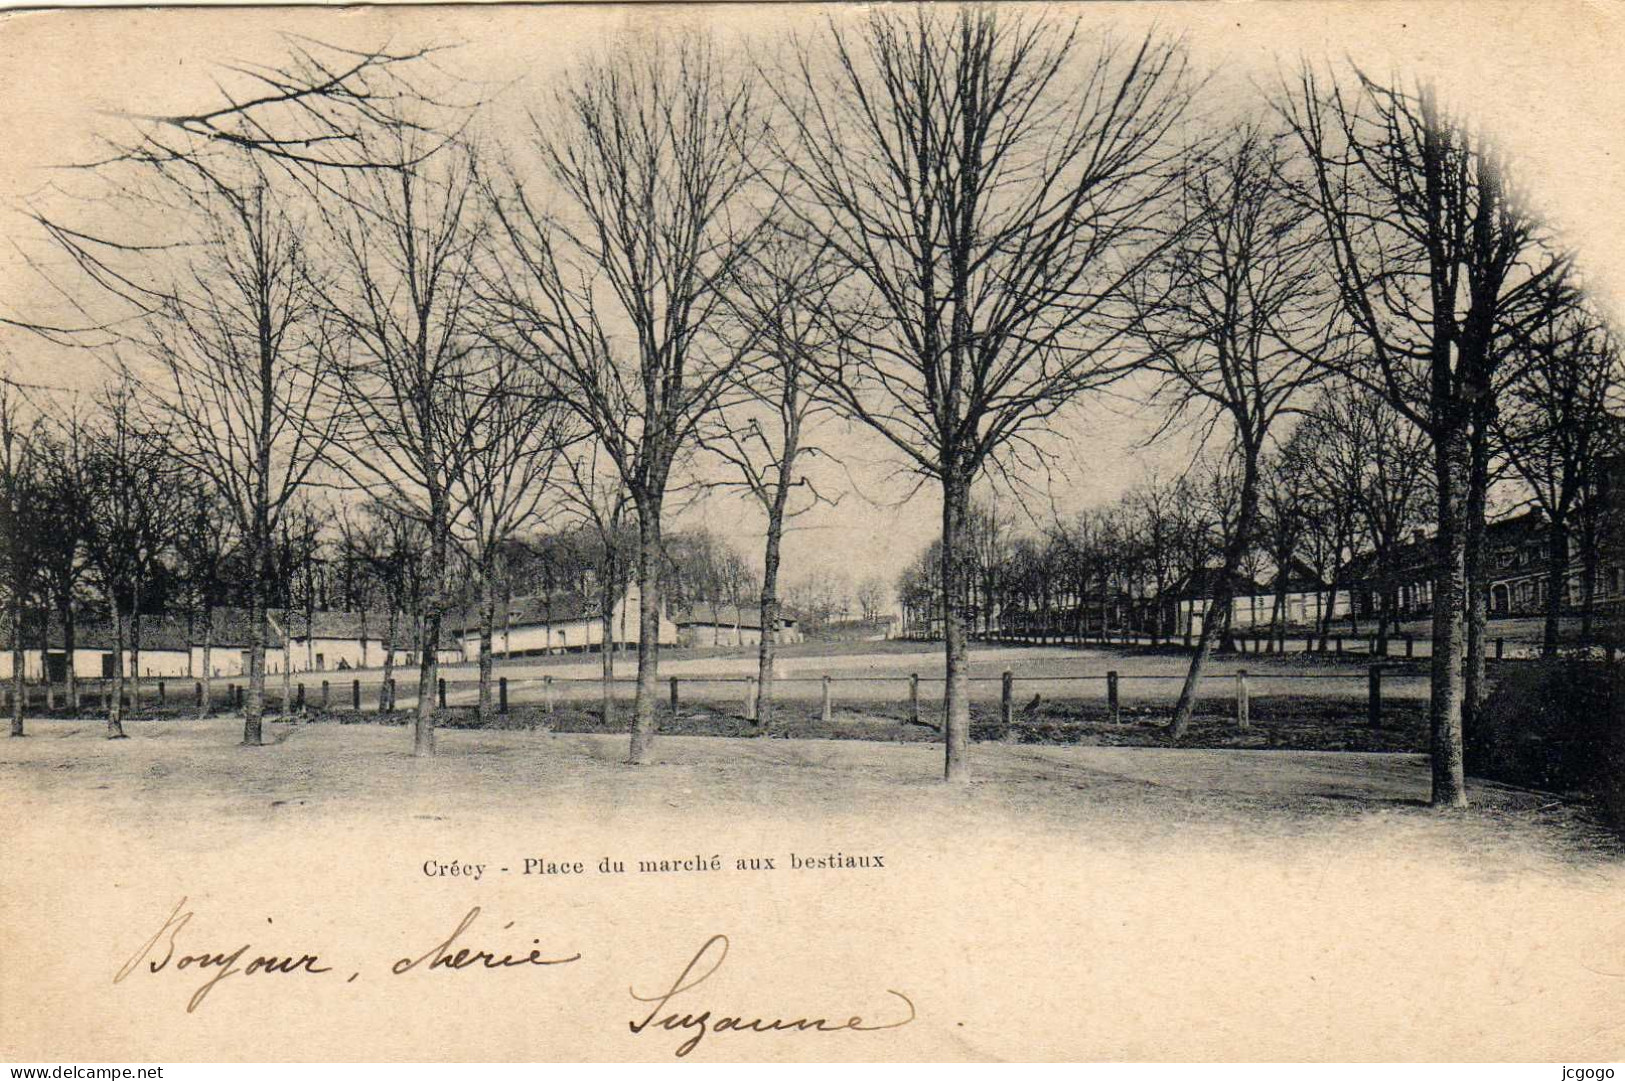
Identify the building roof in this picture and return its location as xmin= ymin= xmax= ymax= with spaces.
xmin=0 ymin=606 xmax=459 ymax=652
xmin=1167 ymin=567 xmax=1267 ymax=600
xmin=1340 ymin=509 xmax=1547 ymax=583
xmin=1 ymin=611 xmax=204 ymax=652
xmin=674 ymin=603 xmax=797 ymax=630
xmin=448 ymin=593 xmax=605 ymax=635
xmin=282 ymin=609 xmax=400 ymax=641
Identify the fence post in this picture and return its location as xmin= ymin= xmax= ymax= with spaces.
xmin=295 ymin=683 xmax=305 ymax=711
xmin=544 ymin=675 xmax=554 ymax=714
xmin=669 ymin=676 xmax=678 ymax=714
xmin=745 ymin=677 xmax=758 ymax=721
xmin=321 ymin=680 xmax=330 ymax=711
xmin=908 ymin=673 xmax=920 ymax=726
xmin=821 ymin=675 xmax=832 ymax=724
xmin=1235 ymin=669 xmax=1250 ymax=730
xmin=499 ymin=677 xmax=508 ymax=715
xmin=1368 ymin=665 xmax=1382 ymax=728
xmin=1335 ymin=636 xmax=1343 ymax=655
xmin=195 ymin=681 xmax=203 ymax=711
xmin=1107 ymin=670 xmax=1120 ymax=724
xmin=1405 ymin=635 xmax=1414 ymax=658
xmin=438 ymin=678 xmax=446 ymax=709
xmin=353 ymin=679 xmax=361 ymax=711
xmin=1495 ymin=637 xmax=1504 ymax=660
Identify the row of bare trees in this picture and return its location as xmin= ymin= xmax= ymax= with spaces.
xmin=4 ymin=11 xmax=1621 ymax=801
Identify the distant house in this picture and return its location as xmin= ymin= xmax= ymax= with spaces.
xmin=0 ymin=612 xmax=193 ymax=682
xmin=673 ymin=603 xmax=802 ymax=648
xmin=277 ymin=609 xmax=440 ymax=673
xmin=1343 ymin=503 xmax=1625 ymax=623
xmin=450 ymin=584 xmax=677 ymax=660
xmin=1167 ymin=565 xmax=1350 ymax=637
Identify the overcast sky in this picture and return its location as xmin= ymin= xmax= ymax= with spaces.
xmin=1 ymin=1 xmax=1621 ymax=595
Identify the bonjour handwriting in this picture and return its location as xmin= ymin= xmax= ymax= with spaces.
xmin=114 ymin=900 xmax=915 ymax=1056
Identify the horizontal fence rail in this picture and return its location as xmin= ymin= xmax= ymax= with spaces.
xmin=5 ymin=650 xmax=1617 ymax=740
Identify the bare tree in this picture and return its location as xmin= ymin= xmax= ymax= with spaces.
xmin=28 ymin=409 xmax=97 ymax=715
xmin=341 ymin=501 xmax=425 ymax=703
xmin=551 ymin=447 xmax=636 ymax=724
xmin=320 ymin=130 xmax=488 ymax=756
xmin=78 ymin=382 xmax=181 ymax=737
xmin=855 ymin=576 xmax=889 ymax=624
xmin=707 ymin=237 xmax=842 ymax=726
xmin=172 ymin=473 xmax=234 ymax=715
xmin=484 ymin=38 xmax=769 ymax=764
xmin=1498 ymin=310 xmax=1625 ymax=653
xmin=1126 ymin=124 xmax=1337 ymax=740
xmin=0 ymin=381 xmax=41 ymax=736
xmin=771 ymin=7 xmax=1193 ymax=780
xmin=128 ymin=157 xmax=342 ymax=744
xmin=1280 ymin=68 xmax=1571 ymax=806
xmin=447 ymin=352 xmax=575 ymax=724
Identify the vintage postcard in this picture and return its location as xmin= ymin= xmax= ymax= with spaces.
xmin=1 ymin=0 xmax=1623 ymax=1065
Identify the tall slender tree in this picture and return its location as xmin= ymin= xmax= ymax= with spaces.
xmin=1125 ymin=124 xmax=1337 ymax=740
xmin=770 ymin=7 xmax=1193 ymax=780
xmin=1281 ymin=68 xmax=1571 ymax=806
xmin=485 ymin=38 xmax=770 ymax=764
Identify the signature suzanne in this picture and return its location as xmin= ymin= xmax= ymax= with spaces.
xmin=628 ymin=934 xmax=916 ymax=1058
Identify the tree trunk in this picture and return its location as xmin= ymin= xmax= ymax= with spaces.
xmin=244 ymin=571 xmax=267 ymax=746
xmin=1428 ymin=424 xmax=1470 ymax=808
xmin=599 ymin=569 xmax=616 ymax=725
xmin=756 ymin=495 xmax=788 ymax=730
xmin=1542 ymin=517 xmax=1568 ymax=658
xmin=33 ymin=607 xmax=50 ymax=711
xmin=628 ymin=501 xmax=663 ymax=765
xmin=280 ymin=611 xmax=292 ymax=720
xmin=107 ymin=606 xmax=127 ymax=739
xmin=1580 ymin=506 xmax=1599 ymax=643
xmin=941 ymin=468 xmax=972 ymax=783
xmin=383 ymin=598 xmax=399 ymax=712
xmin=477 ymin=547 xmax=496 ymax=725
xmin=198 ymin=606 xmax=212 ymax=720
xmin=129 ymin=597 xmax=142 ymax=715
xmin=9 ymin=580 xmax=23 ymax=737
xmin=63 ymin=602 xmax=78 ymax=716
xmin=414 ymin=498 xmax=448 ymax=758
xmin=1464 ymin=411 xmax=1491 ymax=730
xmin=1171 ymin=451 xmax=1260 ymax=738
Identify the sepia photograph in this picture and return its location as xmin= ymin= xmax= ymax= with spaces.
xmin=0 ymin=0 xmax=1622 ymax=1066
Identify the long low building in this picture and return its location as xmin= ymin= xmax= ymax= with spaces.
xmin=1167 ymin=564 xmax=1352 ymax=638
xmin=450 ymin=584 xmax=678 ymax=660
xmin=0 ymin=607 xmax=462 ymax=682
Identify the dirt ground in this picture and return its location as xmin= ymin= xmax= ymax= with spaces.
xmin=5 ymin=719 xmax=1624 ymax=1061
xmin=3 ymin=716 xmax=1618 ymax=864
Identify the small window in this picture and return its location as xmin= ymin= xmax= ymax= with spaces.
xmin=316 ymin=653 xmax=325 ymax=671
